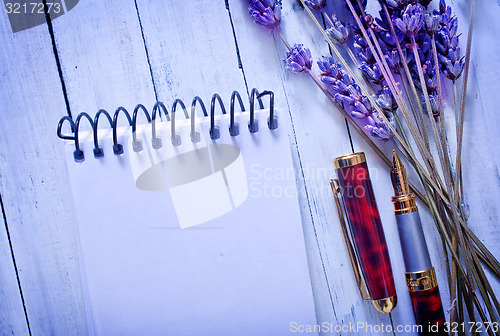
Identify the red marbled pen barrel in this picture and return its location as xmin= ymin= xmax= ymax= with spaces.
xmin=332 ymin=152 xmax=397 ymax=313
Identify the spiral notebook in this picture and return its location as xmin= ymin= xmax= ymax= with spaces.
xmin=58 ymin=90 xmax=318 ymax=336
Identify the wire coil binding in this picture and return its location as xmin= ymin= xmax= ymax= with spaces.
xmin=57 ymin=89 xmax=276 ymax=162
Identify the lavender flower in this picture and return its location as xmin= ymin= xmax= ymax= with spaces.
xmin=304 ymin=0 xmax=326 ymax=10
xmin=384 ymin=49 xmax=402 ymax=73
xmin=365 ymin=113 xmax=394 ymax=140
xmin=318 ymin=57 xmax=393 ymax=140
xmin=411 ymin=58 xmax=437 ymax=93
xmin=376 ymin=86 xmax=398 ymax=112
xmin=435 ymin=0 xmax=465 ymax=81
xmin=424 ymin=10 xmax=441 ymax=34
xmin=325 ymin=15 xmax=349 ymax=44
xmin=359 ymin=62 xmax=384 ymax=84
xmin=317 ymin=56 xmax=342 ymax=77
xmin=248 ymin=0 xmax=282 ymax=30
xmin=353 ymin=32 xmax=374 ymax=65
xmin=442 ymin=48 xmax=465 ymax=81
xmin=394 ymin=4 xmax=424 ymax=37
xmin=439 ymin=0 xmax=452 ymax=20
xmin=285 ymin=44 xmax=313 ymax=73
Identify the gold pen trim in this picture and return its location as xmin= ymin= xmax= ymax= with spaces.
xmin=405 ymin=267 xmax=438 ymax=292
xmin=392 ymin=194 xmax=418 ymax=214
xmin=333 ymin=152 xmax=366 ymax=169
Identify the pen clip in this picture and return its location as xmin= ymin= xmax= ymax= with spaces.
xmin=330 ymin=178 xmax=371 ymax=300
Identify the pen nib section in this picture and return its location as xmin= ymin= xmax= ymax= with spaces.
xmin=391 ymin=150 xmax=410 ymax=196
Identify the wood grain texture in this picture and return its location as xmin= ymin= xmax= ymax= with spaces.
xmin=0 ymin=6 xmax=87 ymax=335
xmin=0 ymin=196 xmax=28 ymax=336
xmin=0 ymin=0 xmax=498 ymax=335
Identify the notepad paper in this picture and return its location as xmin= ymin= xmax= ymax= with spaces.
xmin=65 ymin=108 xmax=318 ymax=336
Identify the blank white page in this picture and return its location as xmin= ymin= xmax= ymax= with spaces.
xmin=65 ymin=108 xmax=318 ymax=336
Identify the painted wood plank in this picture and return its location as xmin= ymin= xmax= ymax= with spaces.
xmin=133 ymin=0 xmax=247 ymax=106
xmin=50 ymin=0 xmax=156 ymax=116
xmin=0 ymin=9 xmax=86 ymax=336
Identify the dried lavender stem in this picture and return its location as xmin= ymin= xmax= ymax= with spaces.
xmin=432 ymin=35 xmax=456 ymax=197
xmin=430 ymin=35 xmax=452 ymax=178
xmin=410 ymin=36 xmax=453 ymax=201
xmin=321 ymin=9 xmax=375 ymax=94
xmin=453 ymin=81 xmax=459 ymax=145
xmin=276 ymin=28 xmax=291 ymax=51
xmin=322 ymin=9 xmax=334 ymax=28
xmin=341 ymin=44 xmax=375 ymax=94
xmin=431 ymin=36 xmax=444 ymax=116
xmin=452 ymin=81 xmax=465 ymax=210
xmin=380 ymin=2 xmax=432 ymax=152
xmin=399 ymin=70 xmax=423 ymax=134
xmin=348 ymin=0 xmax=449 ymax=198
xmin=454 ymin=0 xmax=476 ymax=218
xmin=300 ymin=0 xmax=451 ymax=208
xmin=348 ymin=0 xmax=438 ymax=176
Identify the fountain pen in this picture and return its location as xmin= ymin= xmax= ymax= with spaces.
xmin=391 ymin=151 xmax=447 ymax=336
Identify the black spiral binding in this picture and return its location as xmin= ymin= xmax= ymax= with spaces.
xmin=57 ymin=89 xmax=276 ymax=162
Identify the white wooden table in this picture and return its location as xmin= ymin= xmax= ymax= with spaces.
xmin=1 ymin=0 xmax=499 ymax=335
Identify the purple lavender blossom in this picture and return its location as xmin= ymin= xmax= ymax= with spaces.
xmin=318 ymin=57 xmax=393 ymax=140
xmin=248 ymin=0 xmax=282 ymax=30
xmin=442 ymin=48 xmax=465 ymax=81
xmin=376 ymin=86 xmax=398 ymax=112
xmin=326 ymin=15 xmax=349 ymax=44
xmin=359 ymin=62 xmax=384 ymax=84
xmin=435 ymin=0 xmax=465 ymax=81
xmin=304 ymin=0 xmax=326 ymax=10
xmin=424 ymin=10 xmax=441 ymax=34
xmin=384 ymin=49 xmax=402 ymax=73
xmin=285 ymin=44 xmax=313 ymax=73
xmin=353 ymin=32 xmax=374 ymax=65
xmin=365 ymin=113 xmax=394 ymax=140
xmin=394 ymin=4 xmax=424 ymax=37
xmin=317 ymin=56 xmax=342 ymax=77
xmin=411 ymin=57 xmax=437 ymax=92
